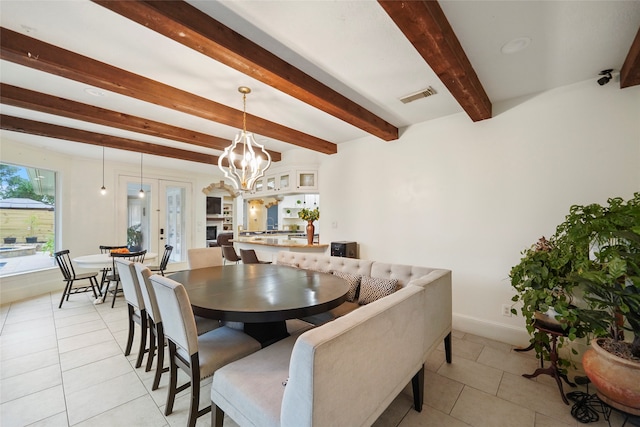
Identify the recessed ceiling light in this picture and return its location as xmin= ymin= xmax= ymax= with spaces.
xmin=501 ymin=37 xmax=531 ymax=55
xmin=84 ymin=88 xmax=106 ymax=97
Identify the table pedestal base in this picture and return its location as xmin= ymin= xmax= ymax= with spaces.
xmin=244 ymin=321 xmax=289 ymax=348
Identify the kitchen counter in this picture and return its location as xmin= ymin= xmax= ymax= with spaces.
xmin=234 ymin=236 xmax=327 ymax=249
xmin=233 ymin=236 xmax=328 ymax=262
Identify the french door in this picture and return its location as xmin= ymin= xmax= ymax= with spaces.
xmin=118 ymin=176 xmax=191 ymax=270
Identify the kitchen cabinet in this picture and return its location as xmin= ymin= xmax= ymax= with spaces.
xmin=296 ymin=170 xmax=317 ymax=191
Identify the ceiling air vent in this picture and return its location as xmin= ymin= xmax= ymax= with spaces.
xmin=400 ymin=86 xmax=437 ymax=104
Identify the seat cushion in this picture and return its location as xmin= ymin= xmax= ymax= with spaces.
xmin=211 ymin=332 xmax=302 ymax=427
xmin=195 ymin=326 xmax=261 ymax=379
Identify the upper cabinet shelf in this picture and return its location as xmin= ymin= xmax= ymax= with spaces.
xmin=248 ymin=168 xmax=317 ymax=197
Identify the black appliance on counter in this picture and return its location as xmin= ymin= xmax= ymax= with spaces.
xmin=331 ymin=241 xmax=357 ymax=258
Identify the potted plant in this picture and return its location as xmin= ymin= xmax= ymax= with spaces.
xmin=568 ymin=195 xmax=640 ymax=414
xmin=510 ymin=236 xmax=581 ymax=370
xmin=298 ymin=207 xmax=320 ymax=245
xmin=3 ymin=236 xmax=16 ymax=244
xmin=127 ymin=223 xmax=143 ymax=251
xmin=510 ymin=193 xmax=640 ymax=369
xmin=42 ymin=235 xmax=55 ymax=256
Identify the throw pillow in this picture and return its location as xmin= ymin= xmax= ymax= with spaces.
xmin=358 ymin=276 xmax=398 ymax=305
xmin=332 ymin=271 xmax=361 ymax=302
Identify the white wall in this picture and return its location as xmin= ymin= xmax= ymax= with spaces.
xmin=319 ymin=80 xmax=640 ymax=345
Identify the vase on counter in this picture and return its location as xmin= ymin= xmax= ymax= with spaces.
xmin=306 ymin=221 xmax=315 ymax=245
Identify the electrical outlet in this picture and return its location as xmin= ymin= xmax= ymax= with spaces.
xmin=501 ymin=304 xmax=512 ymax=317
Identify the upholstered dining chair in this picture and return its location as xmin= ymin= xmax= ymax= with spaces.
xmin=149 ymin=244 xmax=173 ymax=276
xmin=114 ymin=259 xmax=148 ymax=369
xmin=98 ymin=245 xmax=128 ymax=290
xmin=133 ymin=263 xmax=219 ymax=391
xmin=54 ymin=250 xmax=101 ymax=308
xmin=106 ymin=250 xmax=146 ymax=307
xmin=239 ymin=248 xmax=272 ymax=264
xmin=221 ymin=245 xmax=241 ymax=265
xmin=187 ymin=247 xmax=223 ymax=269
xmin=149 ymin=274 xmax=261 ymax=427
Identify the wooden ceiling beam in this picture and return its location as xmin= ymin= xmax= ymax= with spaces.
xmin=93 ymin=0 xmax=398 ymax=142
xmin=620 ymin=26 xmax=640 ymax=88
xmin=0 ymin=83 xmax=282 ymax=162
xmin=378 ymin=0 xmax=492 ymax=122
xmin=0 ymin=115 xmax=220 ymax=165
xmin=0 ymin=27 xmax=337 ymax=154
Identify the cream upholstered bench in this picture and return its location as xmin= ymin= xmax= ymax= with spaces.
xmin=210 ymin=252 xmax=452 ymax=427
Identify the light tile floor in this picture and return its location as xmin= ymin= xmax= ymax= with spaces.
xmin=1 ymin=291 xmax=639 ymax=427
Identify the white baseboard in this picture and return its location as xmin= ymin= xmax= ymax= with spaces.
xmin=453 ymin=312 xmax=531 ymax=347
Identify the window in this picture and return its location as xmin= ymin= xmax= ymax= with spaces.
xmin=0 ymin=162 xmax=57 ymax=276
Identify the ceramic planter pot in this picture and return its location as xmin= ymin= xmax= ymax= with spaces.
xmin=582 ymin=338 xmax=640 ymax=415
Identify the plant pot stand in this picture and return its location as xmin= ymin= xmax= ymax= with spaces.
xmin=567 ymin=378 xmax=640 ymax=425
xmin=516 ymin=320 xmax=577 ymax=404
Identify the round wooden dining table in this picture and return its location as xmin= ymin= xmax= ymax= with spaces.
xmin=168 ymin=264 xmax=348 ymax=346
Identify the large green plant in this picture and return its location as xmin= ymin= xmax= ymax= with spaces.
xmin=511 ymin=193 xmax=640 ymax=363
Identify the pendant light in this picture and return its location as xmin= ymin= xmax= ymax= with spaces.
xmin=100 ymin=146 xmax=107 ymax=195
xmin=218 ymin=86 xmax=272 ymax=192
xmin=139 ymin=152 xmax=145 ymax=198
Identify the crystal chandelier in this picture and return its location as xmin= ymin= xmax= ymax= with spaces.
xmin=218 ymin=87 xmax=271 ymax=192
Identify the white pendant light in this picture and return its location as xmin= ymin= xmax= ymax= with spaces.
xmin=218 ymin=87 xmax=272 ymax=192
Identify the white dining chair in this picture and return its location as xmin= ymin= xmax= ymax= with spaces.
xmin=187 ymin=247 xmax=223 ymax=269
xmin=149 ymin=274 xmax=261 ymax=427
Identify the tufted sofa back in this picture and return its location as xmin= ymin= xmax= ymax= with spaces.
xmin=276 ymin=251 xmax=440 ymax=288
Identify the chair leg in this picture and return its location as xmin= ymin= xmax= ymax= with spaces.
xmin=188 ymin=356 xmax=201 ymax=427
xmin=146 ymin=318 xmax=156 ymax=372
xmin=58 ymin=280 xmax=72 ymax=308
xmin=111 ymin=280 xmax=120 ymax=308
xmin=125 ymin=304 xmax=135 ymax=356
xmin=165 ymin=342 xmax=178 ymax=416
xmin=135 ymin=309 xmax=148 ymax=369
xmin=90 ymin=277 xmax=100 ymax=299
xmin=152 ymin=323 xmax=166 ymax=391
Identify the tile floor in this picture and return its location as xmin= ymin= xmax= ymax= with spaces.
xmin=1 ymin=290 xmax=638 ymax=427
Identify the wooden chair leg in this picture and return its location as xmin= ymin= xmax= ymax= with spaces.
xmin=411 ymin=365 xmax=425 ymax=412
xmin=146 ymin=318 xmax=156 ymax=372
xmin=152 ymin=324 xmax=167 ymax=391
xmin=165 ymin=342 xmax=178 ymax=416
xmin=91 ymin=277 xmax=101 ymax=298
xmin=125 ymin=304 xmax=135 ymax=356
xmin=58 ymin=280 xmax=71 ymax=308
xmin=188 ymin=356 xmax=201 ymax=427
xmin=111 ymin=280 xmax=120 ymax=308
xmin=135 ymin=310 xmax=148 ymax=369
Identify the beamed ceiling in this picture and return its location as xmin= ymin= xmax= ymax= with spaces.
xmin=0 ymin=0 xmax=639 ymax=172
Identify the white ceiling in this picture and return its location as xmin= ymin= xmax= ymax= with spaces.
xmin=1 ymin=1 xmax=639 ymax=173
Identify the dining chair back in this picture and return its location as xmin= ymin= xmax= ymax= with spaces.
xmin=221 ymin=245 xmax=241 ymax=264
xmin=54 ymin=250 xmax=101 ymax=308
xmin=239 ymin=248 xmax=272 ymax=264
xmin=134 ymin=262 xmax=220 ymax=390
xmin=150 ymin=245 xmax=173 ymax=276
xmin=115 ymin=259 xmax=148 ymax=368
xmin=149 ymin=274 xmax=261 ymax=427
xmin=107 ymin=250 xmax=146 ymax=307
xmin=187 ymin=247 xmax=223 ymax=269
xmin=99 ymin=245 xmax=128 ymax=288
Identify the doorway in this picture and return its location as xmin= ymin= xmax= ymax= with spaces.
xmin=118 ymin=176 xmax=191 ymax=270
